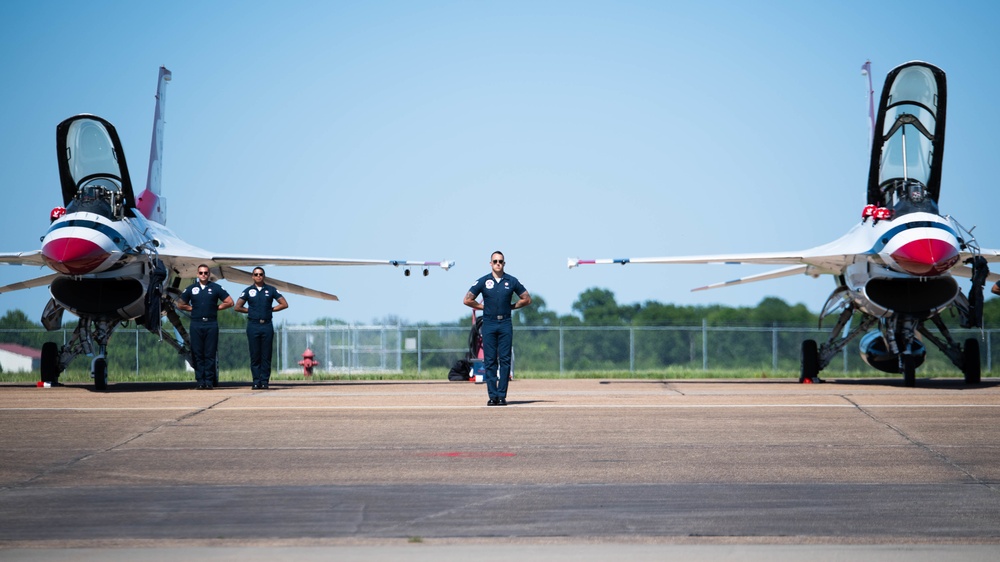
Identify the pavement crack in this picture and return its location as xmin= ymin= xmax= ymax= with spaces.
xmin=169 ymin=396 xmax=232 ymax=424
xmin=840 ymin=395 xmax=998 ymax=493
xmin=369 ymin=485 xmax=557 ymax=535
xmin=1 ymin=397 xmax=233 ymax=491
xmin=663 ymin=381 xmax=686 ymax=395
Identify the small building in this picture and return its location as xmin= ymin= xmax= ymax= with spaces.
xmin=0 ymin=343 xmax=41 ymax=373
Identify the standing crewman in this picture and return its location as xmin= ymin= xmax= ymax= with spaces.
xmin=176 ymin=265 xmax=234 ymax=389
xmin=463 ymin=251 xmax=531 ymax=406
xmin=234 ymin=267 xmax=288 ymax=389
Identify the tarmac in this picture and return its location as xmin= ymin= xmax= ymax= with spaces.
xmin=1 ymin=376 xmax=999 ymax=560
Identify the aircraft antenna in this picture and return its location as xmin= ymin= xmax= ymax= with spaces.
xmin=861 ymin=60 xmax=875 ymax=151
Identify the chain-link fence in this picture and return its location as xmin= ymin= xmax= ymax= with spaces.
xmin=4 ymin=323 xmax=995 ymax=377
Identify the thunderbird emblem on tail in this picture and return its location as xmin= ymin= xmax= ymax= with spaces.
xmin=570 ymin=61 xmax=999 ymax=386
xmin=0 ymin=67 xmax=454 ymax=390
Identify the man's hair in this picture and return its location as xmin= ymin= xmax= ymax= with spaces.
xmin=253 ymin=267 xmax=266 ymax=275
xmin=491 ymin=250 xmax=504 ymax=259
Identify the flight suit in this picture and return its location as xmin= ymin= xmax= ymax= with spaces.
xmin=468 ymin=272 xmax=527 ymax=402
xmin=180 ymin=281 xmax=230 ymax=388
xmin=239 ymin=283 xmax=284 ymax=387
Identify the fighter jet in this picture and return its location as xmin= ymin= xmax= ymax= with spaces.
xmin=569 ymin=61 xmax=999 ymax=386
xmin=0 ymin=67 xmax=454 ymax=390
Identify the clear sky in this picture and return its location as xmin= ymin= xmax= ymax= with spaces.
xmin=2 ymin=1 xmax=1000 ymax=326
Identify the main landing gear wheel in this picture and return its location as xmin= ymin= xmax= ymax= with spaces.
xmin=902 ymin=355 xmax=916 ymax=388
xmin=962 ymin=338 xmax=982 ymax=385
xmin=800 ymin=340 xmax=820 ymax=383
xmin=40 ymin=342 xmax=59 ymax=384
xmin=93 ymin=357 xmax=108 ymax=391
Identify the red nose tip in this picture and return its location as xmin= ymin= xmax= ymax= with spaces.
xmin=891 ymin=239 xmax=959 ymax=276
xmin=42 ymin=238 xmax=111 ymax=275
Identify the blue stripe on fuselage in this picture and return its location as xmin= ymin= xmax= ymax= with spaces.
xmin=869 ymin=220 xmax=958 ymax=254
xmin=47 ymin=218 xmax=129 ymax=252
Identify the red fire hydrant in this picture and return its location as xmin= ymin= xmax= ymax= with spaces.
xmin=298 ymin=348 xmax=319 ymax=378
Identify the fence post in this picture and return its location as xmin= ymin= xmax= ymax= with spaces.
xmin=629 ymin=326 xmax=635 ymax=373
xmin=135 ymin=328 xmax=140 ymax=378
xmin=702 ymin=319 xmax=708 ymax=371
xmin=559 ymin=326 xmax=564 ymax=375
xmin=277 ymin=323 xmax=283 ymax=372
xmin=988 ymin=329 xmax=993 ymax=373
xmin=772 ymin=324 xmax=778 ymax=371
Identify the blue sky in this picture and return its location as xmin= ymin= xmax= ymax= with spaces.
xmin=2 ymin=1 xmax=1000 ymax=326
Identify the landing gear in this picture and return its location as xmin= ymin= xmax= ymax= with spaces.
xmin=804 ymin=293 xmax=877 ymax=385
xmin=962 ymin=338 xmax=981 ymax=385
xmin=800 ymin=340 xmax=820 ymax=383
xmin=902 ymin=355 xmax=916 ymax=387
xmin=959 ymin=256 xmax=989 ymax=329
xmin=40 ymin=341 xmax=60 ymax=384
xmin=92 ymin=357 xmax=108 ymax=391
xmin=920 ymin=316 xmax=984 ymax=386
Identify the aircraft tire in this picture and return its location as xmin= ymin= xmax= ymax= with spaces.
xmin=93 ymin=358 xmax=108 ymax=391
xmin=40 ymin=342 xmax=60 ymax=384
xmin=963 ymin=338 xmax=982 ymax=385
xmin=800 ymin=340 xmax=819 ymax=382
xmin=902 ymin=355 xmax=916 ymax=387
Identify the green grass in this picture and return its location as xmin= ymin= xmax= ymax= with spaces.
xmin=0 ymin=367 xmax=912 ymax=384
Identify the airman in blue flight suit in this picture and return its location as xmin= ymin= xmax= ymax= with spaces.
xmin=234 ymin=267 xmax=289 ymax=389
xmin=176 ymin=265 xmax=234 ymax=389
xmin=464 ymin=251 xmax=531 ymax=406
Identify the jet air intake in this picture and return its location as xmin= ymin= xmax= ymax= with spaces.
xmin=50 ymin=276 xmax=146 ymax=320
xmin=864 ymin=276 xmax=959 ymax=318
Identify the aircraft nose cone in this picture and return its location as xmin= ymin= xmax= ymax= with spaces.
xmin=891 ymin=238 xmax=960 ymax=276
xmin=42 ymin=237 xmax=112 ymax=275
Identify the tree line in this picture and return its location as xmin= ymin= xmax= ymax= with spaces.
xmin=3 ymin=287 xmax=999 ymax=375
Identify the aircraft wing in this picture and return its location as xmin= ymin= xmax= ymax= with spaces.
xmin=158 ymin=252 xmax=455 ymax=301
xmin=570 ymin=242 xmax=1000 ymax=292
xmin=951 ymin=259 xmax=1000 ymax=284
xmin=0 ymin=251 xmax=46 ymax=267
xmin=0 ymin=273 xmax=60 ymax=295
xmin=569 ymin=250 xmax=855 ymax=274
xmin=691 ymin=265 xmax=810 ymax=292
xmin=568 ymin=223 xmax=877 ymax=291
xmin=219 ymin=266 xmax=338 ymax=301
xmin=0 ymin=251 xmax=55 ymax=296
xmin=138 ymin=219 xmax=455 ymax=278
xmin=961 ymin=248 xmax=1000 ymax=264
xmin=211 ymin=254 xmax=455 ymax=270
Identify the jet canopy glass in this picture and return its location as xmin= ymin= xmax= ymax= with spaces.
xmin=868 ymin=62 xmax=947 ymax=209
xmin=56 ymin=115 xmax=136 ymax=217
xmin=64 ymin=119 xmax=123 ymax=187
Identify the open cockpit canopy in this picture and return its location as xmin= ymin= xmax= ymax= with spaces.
xmin=55 ymin=115 xmax=136 ymax=217
xmin=867 ymin=62 xmax=947 ymax=208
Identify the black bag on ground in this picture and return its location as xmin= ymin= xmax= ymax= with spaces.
xmin=448 ymin=359 xmax=472 ymax=381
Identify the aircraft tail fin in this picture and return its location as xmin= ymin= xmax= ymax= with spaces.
xmin=136 ymin=66 xmax=172 ymax=224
